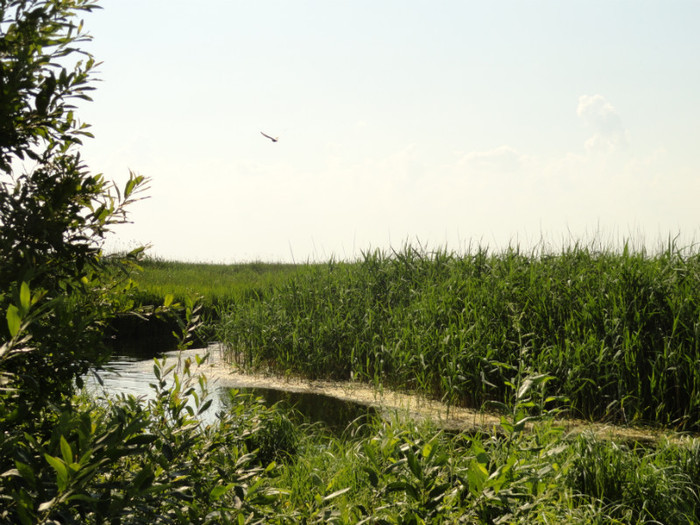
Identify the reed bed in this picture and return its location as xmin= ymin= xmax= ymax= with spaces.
xmin=217 ymin=242 xmax=700 ymax=430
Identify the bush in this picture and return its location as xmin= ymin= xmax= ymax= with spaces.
xmin=0 ymin=0 xmax=148 ymax=420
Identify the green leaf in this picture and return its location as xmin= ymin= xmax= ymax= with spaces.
xmin=428 ymin=482 xmax=450 ymax=503
xmin=14 ymin=461 xmax=36 ymax=487
xmin=60 ymin=436 xmax=73 ymax=464
xmin=7 ymin=305 xmax=21 ymax=337
xmin=19 ymin=282 xmax=30 ymax=313
xmin=124 ymin=434 xmax=158 ymax=447
xmin=467 ymin=462 xmax=488 ymax=493
xmin=15 ymin=491 xmax=35 ymax=525
xmin=323 ymin=487 xmax=351 ymax=502
xmin=124 ymin=178 xmax=137 ymax=198
xmin=124 ymin=174 xmax=144 ymax=198
xmin=144 ymin=482 xmax=176 ymax=495
xmin=132 ymin=466 xmax=155 ymax=491
xmin=472 ymin=444 xmax=489 ymax=466
xmin=197 ymin=399 xmax=213 ymax=415
xmin=385 ymin=481 xmax=419 ymax=501
xmin=362 ymin=466 xmax=379 ymax=488
xmin=210 ymin=483 xmax=235 ymax=501
xmin=406 ymin=449 xmax=423 ymax=481
xmin=66 ymin=493 xmax=100 ymax=503
xmin=163 ymin=293 xmax=174 ymax=308
xmin=44 ymin=454 xmax=68 ymax=492
xmin=128 ymin=246 xmax=146 ymax=259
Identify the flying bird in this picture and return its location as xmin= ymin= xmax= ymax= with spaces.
xmin=260 ymin=131 xmax=278 ymax=142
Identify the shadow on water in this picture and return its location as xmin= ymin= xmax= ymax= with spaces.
xmin=219 ymin=386 xmax=379 ymax=434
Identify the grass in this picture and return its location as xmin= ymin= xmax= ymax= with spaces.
xmin=267 ymin=415 xmax=700 ymax=524
xmin=115 ymin=258 xmax=309 ymax=348
xmin=215 ymin=241 xmax=700 ymax=431
xmin=131 ymin=257 xmax=306 ymax=311
xmin=114 ymin=245 xmax=700 ymax=522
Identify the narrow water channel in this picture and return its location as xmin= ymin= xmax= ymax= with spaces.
xmin=85 ymin=346 xmax=671 ymax=445
xmin=85 ymin=346 xmax=377 ymax=432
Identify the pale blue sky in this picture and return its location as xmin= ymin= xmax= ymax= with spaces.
xmin=79 ymin=1 xmax=700 ymax=262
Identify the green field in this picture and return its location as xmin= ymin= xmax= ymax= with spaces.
xmin=132 ymin=257 xmax=304 ymax=310
xmin=208 ymin=243 xmax=700 ymax=433
xmin=127 ymin=243 xmax=700 ymax=522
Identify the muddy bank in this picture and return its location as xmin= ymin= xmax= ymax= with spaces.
xmin=171 ymin=346 xmax=681 ymax=445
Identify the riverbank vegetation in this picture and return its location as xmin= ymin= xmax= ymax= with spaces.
xmin=2 ymin=1 xmax=700 ymax=522
xmin=216 ymin=243 xmax=700 ymax=432
xmin=18 ymin=348 xmax=700 ymax=523
xmin=125 ymin=245 xmax=700 ymax=522
xmin=111 ymin=258 xmax=306 ymax=352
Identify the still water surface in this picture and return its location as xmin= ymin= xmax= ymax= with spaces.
xmin=86 ymin=346 xmax=377 ymax=432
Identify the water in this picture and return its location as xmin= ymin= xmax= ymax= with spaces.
xmin=85 ymin=347 xmax=377 ymax=432
xmin=220 ymin=386 xmax=377 ymax=432
xmin=86 ymin=355 xmax=160 ymax=398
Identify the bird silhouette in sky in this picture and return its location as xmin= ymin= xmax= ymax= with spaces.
xmin=260 ymin=131 xmax=278 ymax=142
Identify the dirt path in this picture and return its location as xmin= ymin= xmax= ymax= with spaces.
xmin=175 ymin=346 xmax=690 ymax=445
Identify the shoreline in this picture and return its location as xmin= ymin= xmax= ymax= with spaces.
xmin=171 ymin=346 xmax=695 ymax=445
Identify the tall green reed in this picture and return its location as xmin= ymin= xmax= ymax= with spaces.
xmin=217 ymin=241 xmax=700 ymax=430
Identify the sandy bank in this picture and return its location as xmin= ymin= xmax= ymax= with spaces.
xmin=169 ymin=346 xmax=690 ymax=445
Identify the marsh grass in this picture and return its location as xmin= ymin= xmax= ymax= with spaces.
xmin=116 ymin=258 xmax=308 ymax=347
xmin=565 ymin=434 xmax=700 ymax=524
xmin=100 ymin=245 xmax=700 ymax=522
xmin=133 ymin=257 xmax=305 ymax=310
xmin=218 ymin=241 xmax=700 ymax=431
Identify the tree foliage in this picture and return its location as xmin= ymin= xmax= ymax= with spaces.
xmin=0 ymin=0 xmax=148 ymax=418
xmin=0 ymin=0 xmax=97 ymax=169
xmin=0 ymin=4 xmax=293 ymax=523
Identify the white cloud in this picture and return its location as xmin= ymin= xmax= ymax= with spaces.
xmin=577 ymin=94 xmax=628 ymax=153
xmin=458 ymin=145 xmax=523 ymax=173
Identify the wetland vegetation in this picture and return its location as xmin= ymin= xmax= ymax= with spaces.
xmin=125 ymin=244 xmax=700 ymax=523
xmin=214 ymin=243 xmax=700 ymax=431
xmin=2 ymin=1 xmax=700 ymax=522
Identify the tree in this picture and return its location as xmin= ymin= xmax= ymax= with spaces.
xmin=0 ymin=0 xmax=148 ymax=422
xmin=0 ymin=4 xmax=290 ymax=522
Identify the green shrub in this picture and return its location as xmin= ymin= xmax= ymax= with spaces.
xmin=1 ymin=350 xmax=286 ymax=524
xmin=0 ymin=0 xmax=148 ymax=420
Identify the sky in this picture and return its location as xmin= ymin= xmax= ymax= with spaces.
xmin=77 ymin=1 xmax=700 ymax=262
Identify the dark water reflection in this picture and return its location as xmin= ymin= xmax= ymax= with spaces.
xmin=219 ymin=386 xmax=378 ymax=433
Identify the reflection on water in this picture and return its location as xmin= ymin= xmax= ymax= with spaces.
xmin=85 ymin=350 xmax=376 ymax=432
xmin=219 ymin=386 xmax=378 ymax=433
xmin=86 ymin=355 xmax=158 ymax=399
